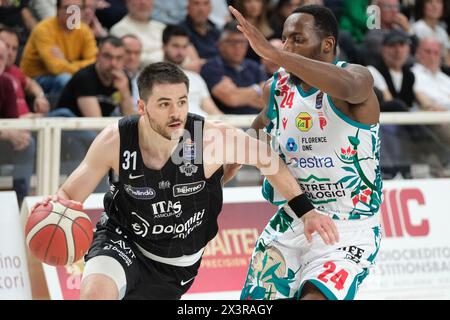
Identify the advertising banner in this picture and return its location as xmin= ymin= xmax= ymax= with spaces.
xmin=24 ymin=180 xmax=450 ymax=300
xmin=0 ymin=192 xmax=32 ymax=300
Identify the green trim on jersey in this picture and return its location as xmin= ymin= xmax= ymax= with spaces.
xmin=344 ymin=268 xmax=369 ymax=300
xmin=298 ymin=279 xmax=338 ymax=300
xmin=326 ymin=95 xmax=373 ymax=130
xmin=296 ymin=85 xmax=319 ymax=98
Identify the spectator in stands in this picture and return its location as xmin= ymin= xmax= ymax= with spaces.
xmin=200 ymin=20 xmax=265 ymax=114
xmin=122 ymin=34 xmax=143 ymax=111
xmin=179 ymin=0 xmax=221 ymax=60
xmin=0 ymin=39 xmax=35 ymax=204
xmin=363 ymin=0 xmax=414 ymax=66
xmin=95 ymin=0 xmax=128 ymax=30
xmin=268 ymin=0 xmax=304 ymax=39
xmin=233 ymin=0 xmax=274 ymax=62
xmin=413 ymin=37 xmax=450 ymax=110
xmin=82 ymin=0 xmax=108 ymax=39
xmin=339 ymin=0 xmax=368 ymax=43
xmin=54 ymin=36 xmax=132 ymax=189
xmin=162 ymin=25 xmax=222 ymax=117
xmin=110 ymin=0 xmax=165 ymax=67
xmin=0 ymin=0 xmax=38 ymax=57
xmin=412 ymin=0 xmax=450 ymax=67
xmin=31 ymin=0 xmax=109 ymax=39
xmin=56 ymin=36 xmax=133 ymax=117
xmin=152 ymin=0 xmax=188 ymax=25
xmin=0 ymin=27 xmax=50 ymax=118
xmin=412 ymin=37 xmax=450 ymax=145
xmin=20 ymin=0 xmax=98 ymax=98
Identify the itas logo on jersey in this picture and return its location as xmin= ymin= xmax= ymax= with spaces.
xmin=296 ymin=112 xmax=313 ymax=132
xmin=152 ymin=200 xmax=182 ymax=219
xmin=124 ymin=184 xmax=156 ymax=200
xmin=173 ymin=181 xmax=206 ymax=197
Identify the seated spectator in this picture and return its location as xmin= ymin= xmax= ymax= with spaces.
xmin=95 ymin=0 xmax=128 ymax=30
xmin=162 ymin=25 xmax=222 ymax=117
xmin=363 ymin=0 xmax=414 ymax=66
xmin=152 ymin=0 xmax=188 ymax=25
xmin=412 ymin=37 xmax=450 ymax=147
xmin=339 ymin=0 xmax=368 ymax=43
xmin=368 ymin=29 xmax=448 ymax=177
xmin=122 ymin=34 xmax=143 ymax=112
xmin=269 ymin=0 xmax=303 ymax=39
xmin=413 ymin=37 xmax=450 ymax=111
xmin=233 ymin=0 xmax=274 ymax=61
xmin=20 ymin=0 xmax=98 ymax=98
xmin=200 ymin=21 xmax=265 ymax=114
xmin=179 ymin=0 xmax=221 ymax=60
xmin=110 ymin=0 xmax=165 ymax=67
xmin=56 ymin=36 xmax=133 ymax=117
xmin=83 ymin=0 xmax=108 ymax=40
xmin=412 ymin=0 xmax=450 ymax=67
xmin=0 ymin=26 xmax=50 ymax=118
xmin=54 ymin=36 xmax=132 ymax=190
xmin=0 ymin=0 xmax=38 ymax=56
xmin=0 ymin=39 xmax=35 ymax=204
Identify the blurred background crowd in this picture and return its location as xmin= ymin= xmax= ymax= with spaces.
xmin=1 ymin=0 xmax=449 ymax=203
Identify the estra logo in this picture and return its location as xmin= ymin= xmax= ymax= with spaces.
xmin=380 ymin=188 xmax=429 ymax=238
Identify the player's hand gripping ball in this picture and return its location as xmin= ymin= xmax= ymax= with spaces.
xmin=25 ymin=199 xmax=93 ymax=266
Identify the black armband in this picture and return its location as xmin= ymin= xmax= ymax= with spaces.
xmin=288 ymin=194 xmax=315 ymax=218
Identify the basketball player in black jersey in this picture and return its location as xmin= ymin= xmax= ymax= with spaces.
xmin=37 ymin=62 xmax=338 ymax=300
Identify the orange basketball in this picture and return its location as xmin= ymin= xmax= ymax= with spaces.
xmin=25 ymin=199 xmax=93 ymax=266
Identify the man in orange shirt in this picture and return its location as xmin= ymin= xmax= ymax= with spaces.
xmin=20 ymin=0 xmax=98 ymax=97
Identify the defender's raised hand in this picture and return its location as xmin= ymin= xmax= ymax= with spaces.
xmin=228 ymin=5 xmax=280 ymax=62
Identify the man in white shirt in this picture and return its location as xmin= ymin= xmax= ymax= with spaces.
xmin=110 ymin=0 xmax=165 ymax=67
xmin=412 ymin=38 xmax=450 ymax=111
xmin=162 ymin=25 xmax=222 ymax=117
xmin=412 ymin=37 xmax=450 ymax=146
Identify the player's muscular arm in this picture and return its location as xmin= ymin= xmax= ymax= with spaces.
xmin=57 ymin=124 xmax=119 ymax=203
xmin=251 ymin=79 xmax=272 ymax=134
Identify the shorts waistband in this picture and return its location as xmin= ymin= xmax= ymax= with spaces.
xmin=134 ymin=242 xmax=204 ymax=267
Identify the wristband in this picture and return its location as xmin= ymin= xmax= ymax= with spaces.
xmin=288 ymin=194 xmax=315 ymax=218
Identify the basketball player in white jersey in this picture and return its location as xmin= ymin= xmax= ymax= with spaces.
xmin=229 ymin=5 xmax=383 ymax=300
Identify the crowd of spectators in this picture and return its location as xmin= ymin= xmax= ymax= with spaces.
xmin=0 ymin=0 xmax=449 ymax=200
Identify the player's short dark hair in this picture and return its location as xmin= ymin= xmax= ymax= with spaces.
xmin=163 ymin=25 xmax=189 ymax=45
xmin=0 ymin=25 xmax=18 ymax=39
xmin=137 ymin=62 xmax=189 ymax=101
xmin=98 ymin=35 xmax=124 ymax=50
xmin=292 ymin=5 xmax=339 ymax=54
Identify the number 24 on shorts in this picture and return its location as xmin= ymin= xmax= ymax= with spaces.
xmin=317 ymin=261 xmax=349 ymax=290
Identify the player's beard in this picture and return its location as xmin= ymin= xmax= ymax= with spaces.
xmin=145 ymin=108 xmax=186 ymax=141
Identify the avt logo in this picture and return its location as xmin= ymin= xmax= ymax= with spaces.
xmin=380 ymin=188 xmax=429 ymax=238
xmin=173 ymin=181 xmax=206 ymax=197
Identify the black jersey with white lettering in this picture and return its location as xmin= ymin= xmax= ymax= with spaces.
xmin=103 ymin=113 xmax=224 ymax=258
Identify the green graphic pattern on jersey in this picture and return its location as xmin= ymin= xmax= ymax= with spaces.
xmin=262 ymin=61 xmax=383 ymax=220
